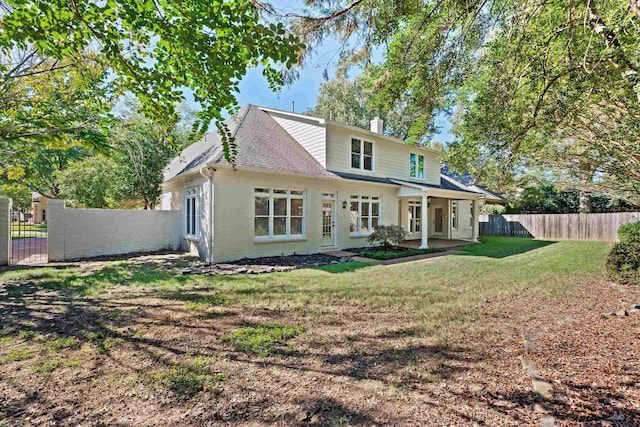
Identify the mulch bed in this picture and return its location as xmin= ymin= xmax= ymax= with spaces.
xmin=181 ymin=253 xmax=352 ymax=276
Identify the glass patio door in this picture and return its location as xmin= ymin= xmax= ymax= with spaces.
xmin=322 ymin=199 xmax=335 ymax=247
xmin=433 ymin=206 xmax=444 ymax=236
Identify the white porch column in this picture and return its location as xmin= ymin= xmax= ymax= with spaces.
xmin=472 ymin=198 xmax=480 ymax=242
xmin=420 ymin=193 xmax=429 ymax=249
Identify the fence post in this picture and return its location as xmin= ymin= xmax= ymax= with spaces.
xmin=0 ymin=198 xmax=11 ymax=266
xmin=48 ymin=199 xmax=66 ymax=262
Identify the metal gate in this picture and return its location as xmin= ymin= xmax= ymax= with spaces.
xmin=10 ymin=205 xmax=48 ymax=264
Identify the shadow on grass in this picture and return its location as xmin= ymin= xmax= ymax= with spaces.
xmin=455 ymin=237 xmax=556 ymax=259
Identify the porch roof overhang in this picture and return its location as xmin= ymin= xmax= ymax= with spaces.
xmin=390 ymin=179 xmax=484 ymax=200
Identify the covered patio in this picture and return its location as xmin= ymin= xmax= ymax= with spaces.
xmin=392 ymin=178 xmax=484 ymax=249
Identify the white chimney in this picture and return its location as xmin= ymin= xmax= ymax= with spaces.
xmin=370 ymin=117 xmax=383 ymax=135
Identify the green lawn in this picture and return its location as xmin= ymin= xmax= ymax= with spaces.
xmin=1 ymin=236 xmax=629 ymax=425
xmin=355 ymin=246 xmax=446 ymax=260
xmin=0 ymin=236 xmax=609 ymax=340
xmin=11 ymin=224 xmax=47 ymax=232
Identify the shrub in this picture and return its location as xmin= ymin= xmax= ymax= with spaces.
xmin=618 ymin=221 xmax=640 ymax=243
xmin=606 ymin=239 xmax=640 ymax=285
xmin=367 ymin=225 xmax=407 ymax=249
xmin=481 ymin=204 xmax=506 ymax=215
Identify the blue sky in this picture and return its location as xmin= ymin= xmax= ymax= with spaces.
xmin=232 ymin=39 xmax=455 ymax=144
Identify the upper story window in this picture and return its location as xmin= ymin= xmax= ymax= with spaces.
xmin=351 ymin=138 xmax=373 ymax=171
xmin=254 ymin=188 xmax=305 ymax=240
xmin=410 ymin=153 xmax=424 ymax=179
xmin=185 ymin=188 xmax=199 ymax=237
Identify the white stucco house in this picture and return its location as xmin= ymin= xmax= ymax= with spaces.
xmin=161 ymin=105 xmax=494 ymax=263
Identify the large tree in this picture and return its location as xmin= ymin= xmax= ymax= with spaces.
xmin=111 ymin=112 xmax=182 ymax=209
xmin=265 ymin=0 xmax=640 ymax=202
xmin=0 ymin=52 xmax=111 ymax=196
xmin=307 ymin=70 xmax=434 ymax=142
xmin=0 ymin=0 xmax=302 ymax=161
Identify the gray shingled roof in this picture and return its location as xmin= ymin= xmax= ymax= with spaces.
xmin=164 ymin=105 xmax=338 ymax=182
xmin=164 ymin=106 xmax=483 ymax=198
xmin=329 ymin=171 xmax=481 ymax=194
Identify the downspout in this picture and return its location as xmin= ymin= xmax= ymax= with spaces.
xmin=199 ymin=166 xmax=216 ymax=263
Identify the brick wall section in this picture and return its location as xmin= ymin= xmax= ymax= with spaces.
xmin=0 ymin=198 xmax=11 ymax=266
xmin=48 ymin=200 xmax=182 ymax=261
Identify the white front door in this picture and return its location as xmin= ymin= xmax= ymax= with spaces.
xmin=322 ymin=200 xmax=336 ymax=247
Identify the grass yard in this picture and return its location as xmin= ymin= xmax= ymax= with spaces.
xmin=352 ymin=246 xmax=446 ymax=260
xmin=0 ymin=237 xmax=638 ymax=425
xmin=10 ymin=224 xmax=47 ymax=232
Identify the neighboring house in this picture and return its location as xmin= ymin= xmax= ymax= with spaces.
xmin=161 ymin=105 xmax=492 ymax=263
xmin=31 ymin=192 xmax=52 ymax=224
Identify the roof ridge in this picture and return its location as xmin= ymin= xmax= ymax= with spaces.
xmin=207 ymin=105 xmax=253 ymax=165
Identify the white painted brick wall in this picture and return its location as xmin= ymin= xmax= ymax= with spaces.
xmin=48 ymin=201 xmax=182 ymax=260
xmin=0 ymin=198 xmax=11 ymax=266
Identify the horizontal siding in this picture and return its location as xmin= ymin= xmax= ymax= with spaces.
xmin=325 ymin=124 xmax=441 ymax=185
xmin=268 ymin=112 xmax=327 ymax=167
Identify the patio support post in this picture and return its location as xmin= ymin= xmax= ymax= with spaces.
xmin=472 ymin=198 xmax=480 ymax=242
xmin=0 ymin=198 xmax=11 ymax=266
xmin=420 ymin=193 xmax=429 ymax=249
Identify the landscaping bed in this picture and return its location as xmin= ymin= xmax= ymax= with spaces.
xmin=181 ymin=253 xmax=353 ymax=275
xmin=349 ymin=245 xmax=446 ymax=260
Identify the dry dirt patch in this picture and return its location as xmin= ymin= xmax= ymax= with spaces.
xmin=0 ymin=250 xmax=639 ymax=426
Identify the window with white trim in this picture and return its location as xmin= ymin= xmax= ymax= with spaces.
xmin=185 ymin=188 xmax=199 ymax=237
xmin=410 ymin=153 xmax=424 ymax=179
xmin=351 ymin=138 xmax=373 ymax=171
xmin=350 ymin=195 xmax=380 ymax=234
xmin=254 ymin=188 xmax=305 ymax=239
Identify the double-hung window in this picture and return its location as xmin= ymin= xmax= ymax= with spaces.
xmin=349 ymin=195 xmax=380 ymax=234
xmin=185 ymin=188 xmax=199 ymax=237
xmin=410 ymin=153 xmax=424 ymax=179
xmin=351 ymin=138 xmax=373 ymax=171
xmin=254 ymin=188 xmax=305 ymax=240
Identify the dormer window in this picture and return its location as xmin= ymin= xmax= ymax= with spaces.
xmin=351 ymin=138 xmax=373 ymax=171
xmin=410 ymin=153 xmax=424 ymax=179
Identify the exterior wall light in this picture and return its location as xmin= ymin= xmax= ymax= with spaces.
xmin=342 ymin=200 xmax=348 ymax=209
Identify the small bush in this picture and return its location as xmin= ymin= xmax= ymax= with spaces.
xmin=367 ymin=225 xmax=407 ymax=249
xmin=607 ymin=239 xmax=640 ymax=285
xmin=221 ymin=323 xmax=302 ymax=356
xmin=618 ymin=221 xmax=640 ymax=243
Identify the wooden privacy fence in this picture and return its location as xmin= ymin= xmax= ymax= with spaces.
xmin=479 ymin=212 xmax=640 ymax=242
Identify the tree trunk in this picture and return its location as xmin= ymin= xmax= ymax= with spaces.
xmin=579 ymin=191 xmax=592 ymax=213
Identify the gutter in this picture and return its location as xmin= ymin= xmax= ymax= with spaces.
xmin=199 ymin=166 xmax=216 ymax=263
